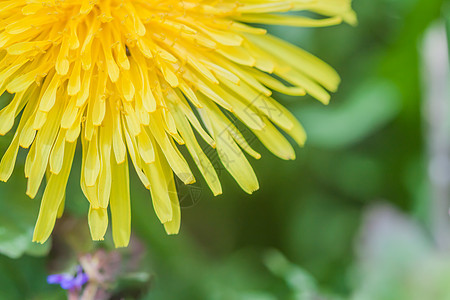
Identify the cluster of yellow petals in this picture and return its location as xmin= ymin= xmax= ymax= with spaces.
xmin=0 ymin=0 xmax=355 ymax=247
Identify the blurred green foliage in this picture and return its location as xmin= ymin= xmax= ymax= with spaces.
xmin=0 ymin=0 xmax=448 ymax=299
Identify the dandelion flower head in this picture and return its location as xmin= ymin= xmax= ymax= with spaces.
xmin=0 ymin=0 xmax=356 ymax=247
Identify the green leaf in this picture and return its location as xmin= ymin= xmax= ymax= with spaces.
xmin=296 ymin=78 xmax=401 ymax=149
xmin=25 ymin=238 xmax=52 ymax=257
xmin=264 ymin=249 xmax=319 ymax=300
xmin=0 ymin=169 xmax=51 ymax=258
xmin=0 ymin=254 xmax=64 ymax=299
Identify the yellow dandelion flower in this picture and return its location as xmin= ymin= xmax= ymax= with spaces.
xmin=0 ymin=0 xmax=355 ymax=247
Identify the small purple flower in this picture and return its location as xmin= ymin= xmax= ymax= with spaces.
xmin=47 ymin=266 xmax=89 ymax=291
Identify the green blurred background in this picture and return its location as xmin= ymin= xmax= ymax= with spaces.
xmin=0 ymin=0 xmax=449 ymax=299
